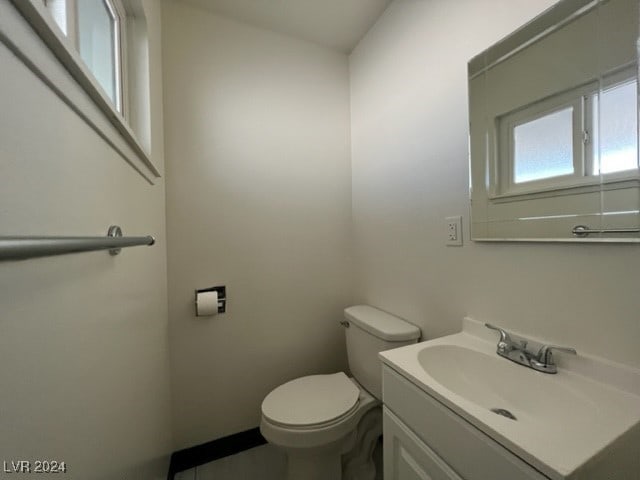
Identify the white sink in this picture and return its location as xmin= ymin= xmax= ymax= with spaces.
xmin=380 ymin=318 xmax=640 ymax=479
xmin=417 ymin=344 xmax=596 ymax=421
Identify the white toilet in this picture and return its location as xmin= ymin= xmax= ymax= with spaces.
xmin=260 ymin=305 xmax=421 ymax=480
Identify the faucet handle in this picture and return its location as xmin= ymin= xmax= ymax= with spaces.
xmin=536 ymin=345 xmax=577 ymax=365
xmin=485 ymin=323 xmax=514 ymax=352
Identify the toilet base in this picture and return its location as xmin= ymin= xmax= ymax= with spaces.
xmin=343 ymin=407 xmax=382 ymax=480
xmin=261 ymin=378 xmax=383 ymax=480
xmin=268 ymin=406 xmax=382 ymax=480
xmin=284 ymin=430 xmax=356 ymax=480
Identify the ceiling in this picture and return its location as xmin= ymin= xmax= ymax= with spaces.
xmin=178 ymin=0 xmax=392 ymax=53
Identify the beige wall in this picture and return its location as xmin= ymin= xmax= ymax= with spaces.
xmin=162 ymin=1 xmax=353 ymax=449
xmin=0 ymin=2 xmax=172 ymax=479
xmin=350 ymin=0 xmax=640 ymax=369
xmin=11 ymin=0 xmax=634 ymax=466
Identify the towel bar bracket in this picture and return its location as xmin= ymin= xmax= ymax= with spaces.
xmin=108 ymin=225 xmax=123 ymax=255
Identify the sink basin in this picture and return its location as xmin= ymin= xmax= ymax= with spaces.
xmin=379 ymin=317 xmax=640 ymax=480
xmin=416 ymin=344 xmax=596 ymax=423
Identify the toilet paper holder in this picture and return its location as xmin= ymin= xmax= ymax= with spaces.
xmin=195 ymin=286 xmax=226 ymax=315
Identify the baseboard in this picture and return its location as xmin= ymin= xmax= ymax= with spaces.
xmin=167 ymin=427 xmax=266 ymax=479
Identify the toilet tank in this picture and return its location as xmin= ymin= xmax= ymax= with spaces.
xmin=343 ymin=305 xmax=420 ymax=400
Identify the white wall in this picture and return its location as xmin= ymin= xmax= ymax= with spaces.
xmin=0 ymin=2 xmax=172 ymax=479
xmin=162 ymin=1 xmax=353 ymax=449
xmin=350 ymin=0 xmax=640 ymax=369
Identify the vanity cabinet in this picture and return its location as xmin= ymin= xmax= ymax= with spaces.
xmin=384 ymin=407 xmax=462 ymax=480
xmin=382 ymin=366 xmax=548 ymax=480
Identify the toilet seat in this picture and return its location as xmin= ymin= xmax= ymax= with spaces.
xmin=262 ymin=372 xmax=360 ymax=428
xmin=260 ymin=375 xmax=378 ymax=450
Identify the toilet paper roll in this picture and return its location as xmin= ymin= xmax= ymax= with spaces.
xmin=196 ymin=291 xmax=219 ymax=316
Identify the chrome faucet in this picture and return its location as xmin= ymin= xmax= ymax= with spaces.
xmin=529 ymin=344 xmax=577 ymax=373
xmin=485 ymin=324 xmax=576 ymax=374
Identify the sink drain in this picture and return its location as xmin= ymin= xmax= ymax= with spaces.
xmin=490 ymin=408 xmax=517 ymax=421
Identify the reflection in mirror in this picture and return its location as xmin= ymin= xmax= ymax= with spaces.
xmin=468 ymin=0 xmax=639 ymax=241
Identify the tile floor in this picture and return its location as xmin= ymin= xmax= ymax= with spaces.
xmin=175 ymin=440 xmax=384 ymax=480
xmin=174 ymin=444 xmax=286 ymax=480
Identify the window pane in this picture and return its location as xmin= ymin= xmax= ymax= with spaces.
xmin=45 ymin=0 xmax=67 ymax=35
xmin=77 ymin=0 xmax=117 ymax=107
xmin=513 ymin=107 xmax=574 ymax=183
xmin=594 ymin=80 xmax=638 ymax=174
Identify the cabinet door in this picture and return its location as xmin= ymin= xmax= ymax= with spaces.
xmin=384 ymin=407 xmax=463 ymax=480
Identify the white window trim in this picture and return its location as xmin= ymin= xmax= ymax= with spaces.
xmin=105 ymin=0 xmax=124 ymax=113
xmin=3 ymin=0 xmax=160 ymax=183
xmin=110 ymin=0 xmax=128 ymax=118
xmin=52 ymin=0 xmax=126 ymax=114
xmin=492 ymin=67 xmax=638 ymax=201
xmin=495 ymin=83 xmax=593 ymax=197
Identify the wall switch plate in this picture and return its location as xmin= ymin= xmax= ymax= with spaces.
xmin=445 ymin=216 xmax=463 ymax=246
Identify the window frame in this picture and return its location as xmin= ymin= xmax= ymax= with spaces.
xmin=45 ymin=0 xmax=127 ymax=116
xmin=493 ymin=67 xmax=639 ymax=200
xmin=497 ymin=84 xmax=592 ymax=196
xmin=6 ymin=0 xmax=159 ymax=182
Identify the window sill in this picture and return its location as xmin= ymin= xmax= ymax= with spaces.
xmin=2 ymin=0 xmax=160 ymax=184
xmin=489 ymin=176 xmax=640 ymax=203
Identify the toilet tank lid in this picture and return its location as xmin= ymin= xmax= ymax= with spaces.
xmin=344 ymin=305 xmax=420 ymax=341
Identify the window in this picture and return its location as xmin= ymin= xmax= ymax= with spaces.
xmin=44 ymin=0 xmax=126 ymax=115
xmin=513 ymin=106 xmax=575 ymax=183
xmin=7 ymin=0 xmax=159 ymax=180
xmin=497 ymin=71 xmax=638 ymax=197
xmin=594 ymin=80 xmax=638 ymax=175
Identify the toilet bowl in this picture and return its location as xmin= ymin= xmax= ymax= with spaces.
xmin=261 ymin=373 xmax=379 ymax=480
xmin=260 ymin=305 xmax=421 ymax=480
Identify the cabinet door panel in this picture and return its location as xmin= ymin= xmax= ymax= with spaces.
xmin=384 ymin=407 xmax=463 ymax=480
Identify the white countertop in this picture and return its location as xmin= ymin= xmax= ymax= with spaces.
xmin=379 ymin=317 xmax=640 ymax=480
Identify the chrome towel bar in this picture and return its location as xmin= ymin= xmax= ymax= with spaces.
xmin=572 ymin=225 xmax=640 ymax=237
xmin=0 ymin=225 xmax=155 ymax=261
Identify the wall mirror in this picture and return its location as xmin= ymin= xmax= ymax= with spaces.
xmin=468 ymin=0 xmax=640 ymax=242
